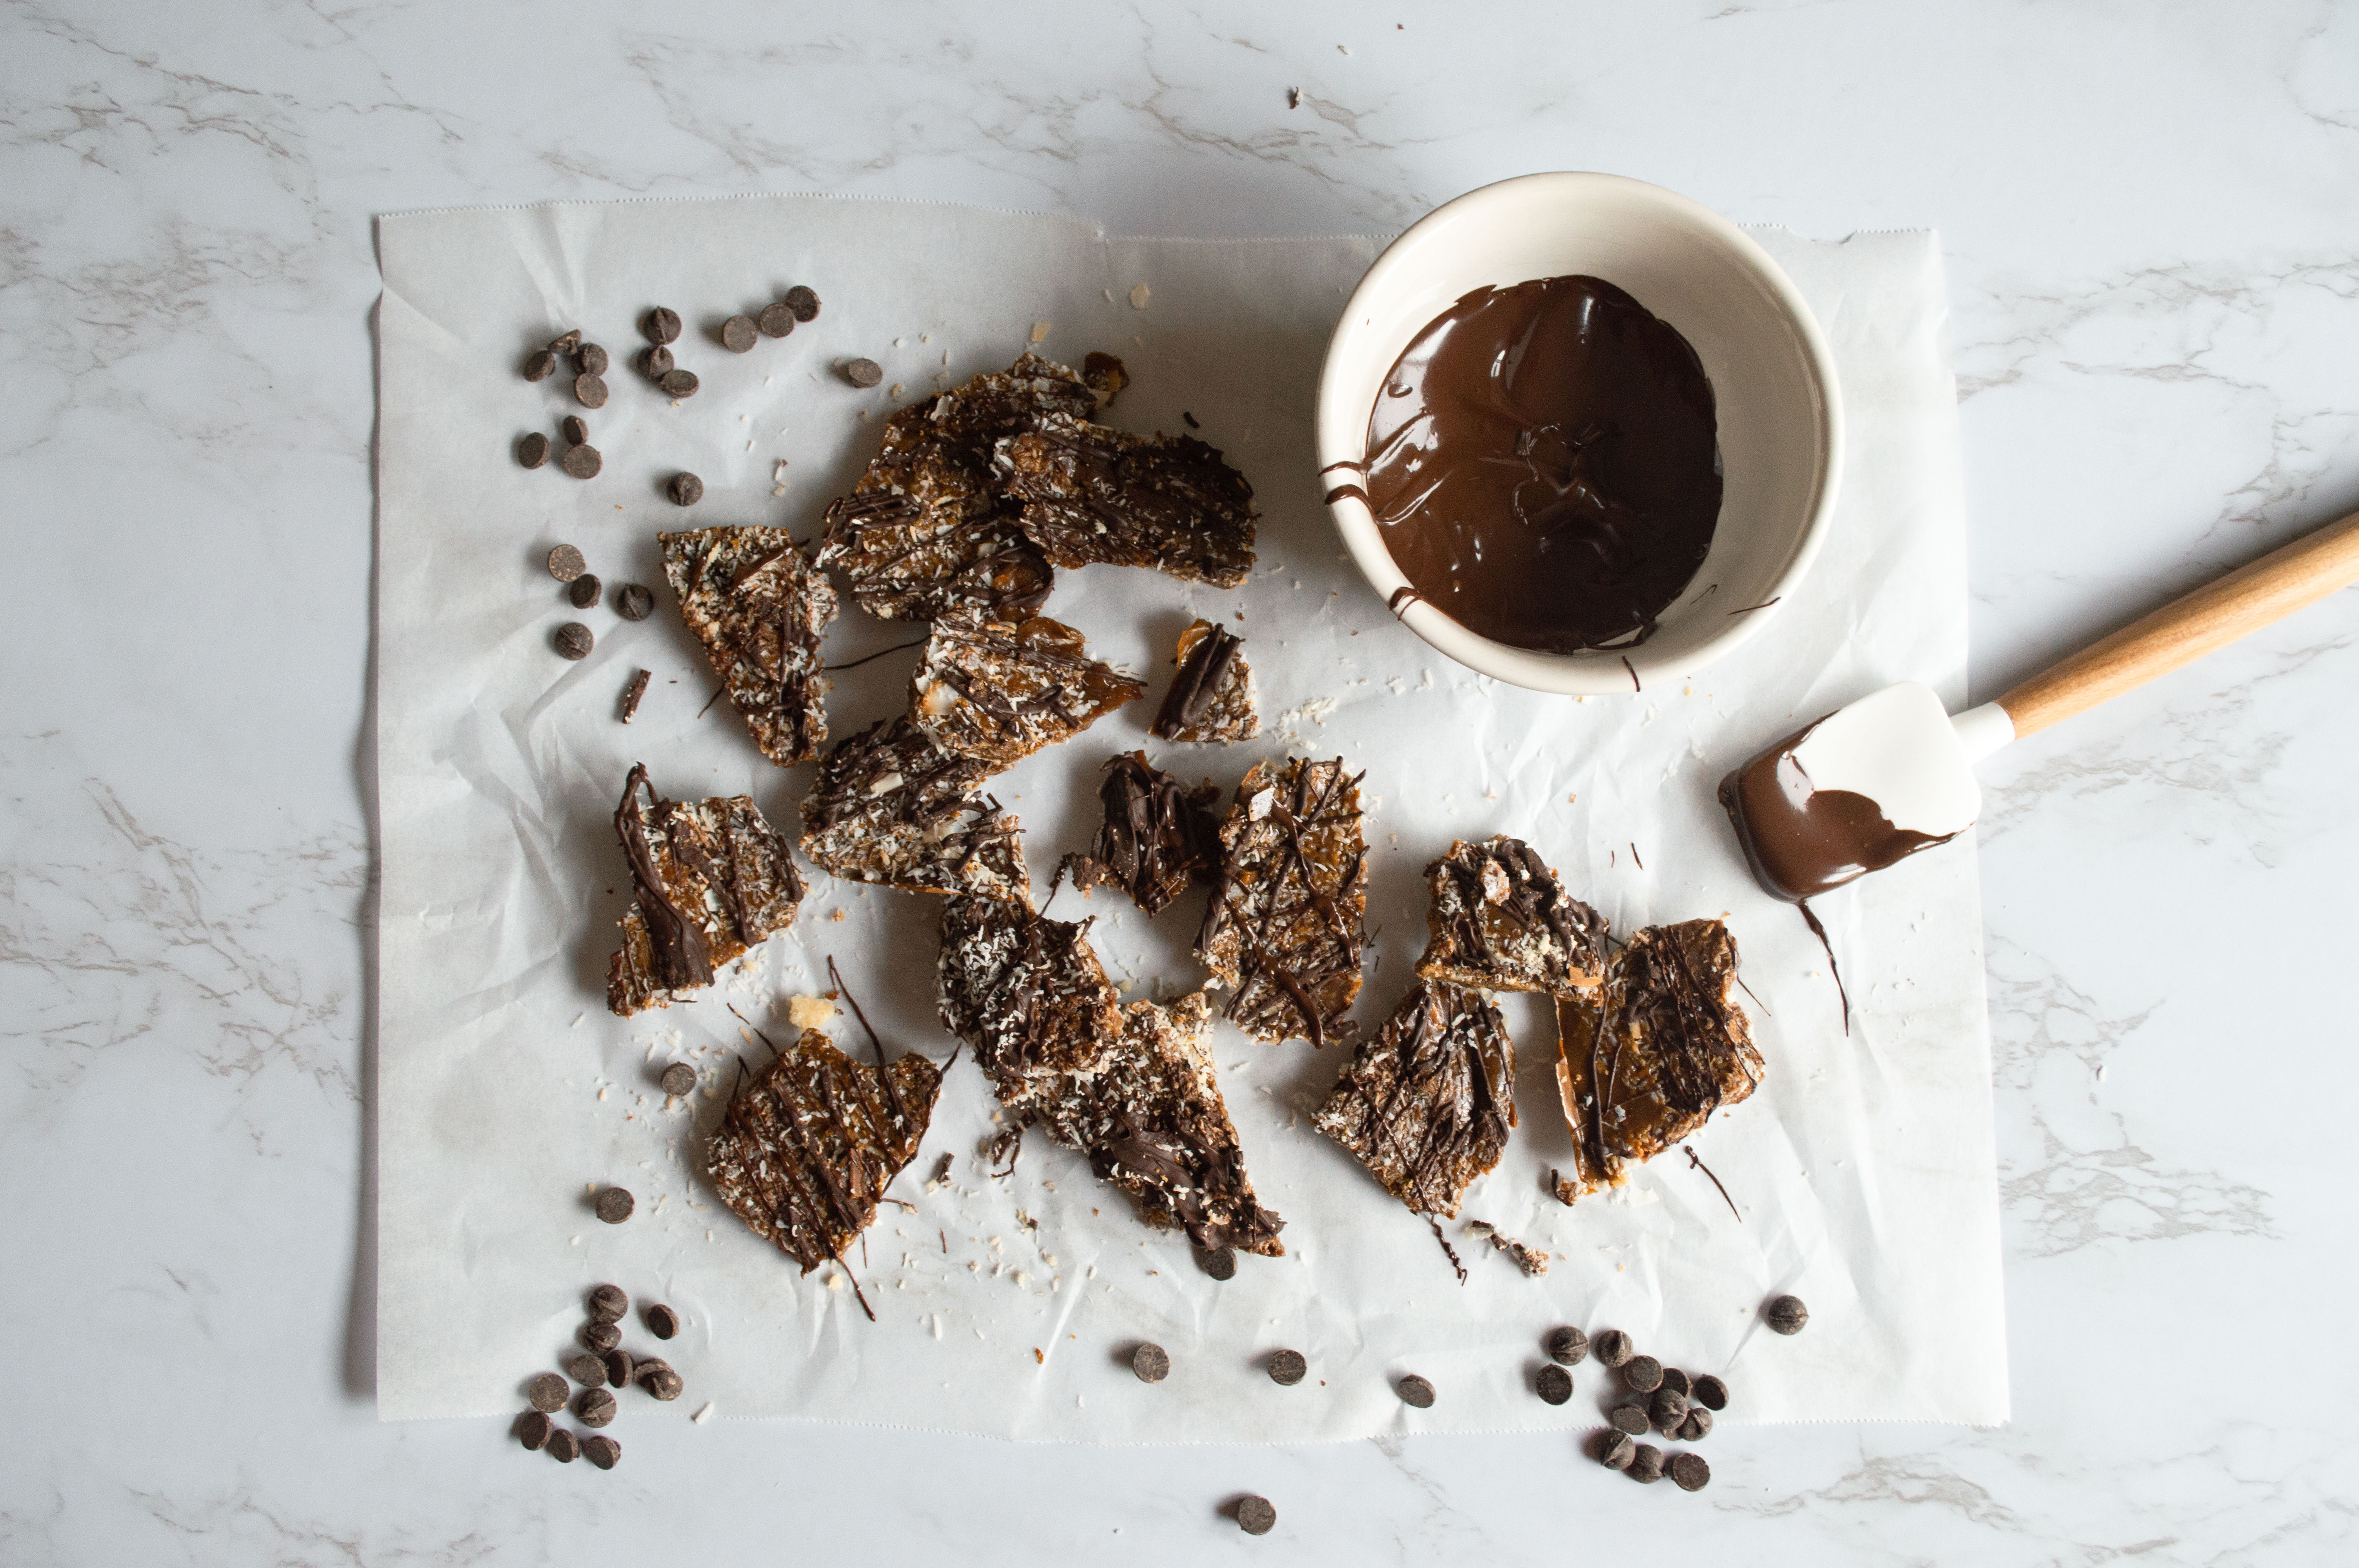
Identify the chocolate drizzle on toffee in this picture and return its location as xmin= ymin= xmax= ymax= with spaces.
xmin=909 ymin=609 xmax=1145 ymax=769
xmin=1362 ymin=276 xmax=1720 ymax=653
xmin=661 ymin=525 xmax=838 ymax=767
xmin=1412 ymin=835 xmax=1609 ymax=998
xmin=1195 ymin=757 xmax=1369 ymax=1047
xmin=1314 ymin=981 xmax=1516 ymax=1226
xmin=1062 ymin=751 xmax=1222 ymax=916
xmin=1151 ymin=620 xmax=1258 ymax=743
xmin=607 ymin=765 xmax=803 ymax=1016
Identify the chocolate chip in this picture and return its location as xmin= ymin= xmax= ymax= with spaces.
xmin=565 ymin=1352 xmax=607 ymax=1387
xmin=517 ymin=432 xmax=549 ymax=469
xmin=1546 ymin=1326 xmax=1588 ymax=1365
xmin=667 ymin=472 xmax=704 ymax=507
xmin=547 ymin=544 xmax=587 ymax=582
xmin=1766 ymin=1294 xmax=1809 ymax=1335
xmin=784 ymin=285 xmax=820 ymax=322
xmin=1678 ymin=1407 xmax=1712 ymax=1441
xmin=1600 ymin=1432 xmax=1636 ymax=1470
xmin=1132 ymin=1343 xmax=1170 ymax=1383
xmin=554 ymin=623 xmax=594 ymax=661
xmin=1670 ymin=1452 xmax=1710 ymax=1492
xmin=583 ymin=1434 xmax=622 ymax=1470
xmin=602 ymin=1348 xmax=634 ymax=1388
xmin=516 ymin=1410 xmax=552 ymax=1450
xmin=561 ymin=415 xmax=588 ymax=446
xmin=1692 ymin=1374 xmax=1729 ymax=1412
xmin=1648 ymin=1386 xmax=1689 ymax=1431
xmin=574 ymin=1387 xmax=616 ymax=1428
xmin=1535 ymin=1364 xmax=1572 ymax=1405
xmin=573 ymin=372 xmax=608 ymax=408
xmin=615 ymin=583 xmax=655 ymax=622
xmin=757 ymin=302 xmax=796 ymax=338
xmin=1623 ymin=1354 xmax=1663 ymax=1393
xmin=549 ymin=329 xmax=582 ymax=356
xmin=660 ymin=368 xmax=700 ymax=399
xmin=642 ymin=307 xmax=682 ymax=345
xmin=568 ymin=573 xmax=602 ymax=609
xmin=594 ymin=1186 xmax=634 ymax=1223
xmin=527 ymin=1372 xmax=569 ymax=1412
xmin=843 ymin=358 xmax=883 ymax=388
xmin=1236 ymin=1495 xmax=1276 ymax=1536
xmin=1195 ymin=1246 xmax=1237 ymax=1281
xmin=1609 ymin=1402 xmax=1649 ymax=1436
xmin=1594 ymin=1329 xmax=1634 ymax=1368
xmin=1396 ymin=1374 xmax=1435 ymax=1409
xmin=1629 ymin=1444 xmax=1664 ymax=1484
xmin=588 ymin=1284 xmax=628 ymax=1323
xmin=721 ymin=315 xmax=758 ymax=353
xmin=1266 ymin=1349 xmax=1307 ymax=1387
xmin=546 ymin=1428 xmax=580 ymax=1463
xmin=523 ymin=348 xmax=558 ymax=382
xmin=580 ymin=1319 xmax=621 ymax=1353
xmin=641 ymin=344 xmax=674 ymax=379
xmin=576 ymin=343 xmax=609 ymax=376
xmin=1660 ymin=1367 xmax=1691 ymax=1400
xmin=560 ymin=442 xmax=602 ymax=479
xmin=637 ymin=1359 xmax=683 ymax=1401
xmin=659 ymin=1063 xmax=695 ymax=1096
xmin=645 ymin=1303 xmax=681 ymax=1340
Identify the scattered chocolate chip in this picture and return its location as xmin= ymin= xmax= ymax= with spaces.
xmin=1236 ymin=1495 xmax=1276 ymax=1536
xmin=660 ymin=368 xmax=700 ymax=399
xmin=1601 ymin=1432 xmax=1636 ymax=1470
xmin=1670 ymin=1451 xmax=1710 ymax=1492
xmin=602 ymin=1348 xmax=634 ymax=1388
xmin=1649 ymin=1386 xmax=1689 ymax=1431
xmin=568 ymin=573 xmax=602 ymax=609
xmin=523 ymin=348 xmax=558 ymax=382
xmin=843 ymin=358 xmax=883 ymax=388
xmin=560 ymin=442 xmax=602 ymax=479
xmin=574 ymin=1387 xmax=616 ymax=1428
xmin=516 ymin=1410 xmax=552 ymax=1450
xmin=1535 ymin=1364 xmax=1572 ymax=1405
xmin=1267 ymin=1349 xmax=1307 ymax=1387
xmin=615 ymin=583 xmax=655 ymax=622
xmin=588 ymin=1283 xmax=628 ymax=1322
xmin=1195 ymin=1246 xmax=1237 ymax=1281
xmin=580 ymin=1320 xmax=621 ymax=1353
xmin=546 ymin=1428 xmax=580 ymax=1463
xmin=527 ymin=1372 xmax=569 ymax=1412
xmin=641 ymin=345 xmax=674 ymax=379
xmin=1629 ymin=1444 xmax=1665 ymax=1484
xmin=1661 ymin=1368 xmax=1691 ymax=1400
xmin=576 ymin=343 xmax=608 ymax=376
xmin=583 ymin=1434 xmax=621 ymax=1470
xmin=1623 ymin=1355 xmax=1663 ymax=1393
xmin=1609 ymin=1403 xmax=1650 ymax=1436
xmin=757 ymin=302 xmax=797 ymax=338
xmin=659 ymin=1063 xmax=696 ymax=1096
xmin=517 ymin=432 xmax=549 ymax=469
xmin=667 ymin=472 xmax=704 ymax=506
xmin=1678 ymin=1407 xmax=1713 ymax=1441
xmin=784 ymin=285 xmax=820 ymax=322
xmin=642 ymin=307 xmax=682 ymax=345
xmin=554 ymin=623 xmax=594 ymax=661
xmin=645 ymin=1303 xmax=681 ymax=1340
xmin=1397 ymin=1374 xmax=1436 ymax=1409
xmin=594 ymin=1186 xmax=634 ymax=1223
xmin=565 ymin=1352 xmax=607 ymax=1387
xmin=1594 ymin=1329 xmax=1634 ymax=1368
xmin=549 ymin=329 xmax=582 ymax=356
xmin=1132 ymin=1343 xmax=1170 ymax=1383
xmin=721 ymin=315 xmax=758 ymax=353
xmin=637 ymin=1359 xmax=683 ymax=1401
xmin=573 ymin=372 xmax=608 ymax=408
xmin=1547 ymin=1326 xmax=1589 ymax=1365
xmin=547 ymin=544 xmax=587 ymax=582
xmin=561 ymin=415 xmax=588 ymax=446
xmin=1766 ymin=1294 xmax=1809 ymax=1335
xmin=1692 ymin=1374 xmax=1729 ymax=1412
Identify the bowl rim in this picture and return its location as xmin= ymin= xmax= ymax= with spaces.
xmin=1314 ymin=171 xmax=1844 ymax=696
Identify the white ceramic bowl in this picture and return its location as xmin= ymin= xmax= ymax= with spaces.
xmin=1316 ymin=173 xmax=1842 ymax=695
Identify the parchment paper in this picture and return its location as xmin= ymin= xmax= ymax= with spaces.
xmin=375 ymin=195 xmax=2006 ymax=1437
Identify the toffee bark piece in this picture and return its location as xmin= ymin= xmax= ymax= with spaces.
xmin=936 ymin=897 xmax=1123 ymax=1105
xmin=908 ymin=608 xmax=1145 ymax=769
xmin=1196 ymin=757 xmax=1368 ymax=1046
xmin=1061 ymin=751 xmax=1221 ymax=916
xmin=1312 ymin=982 xmax=1514 ymax=1220
xmin=797 ymin=716 xmax=1030 ymax=904
xmin=605 ymin=764 xmax=805 ymax=1017
xmin=703 ymin=1026 xmax=943 ymax=1274
xmin=1414 ymin=836 xmax=1608 ymax=998
xmin=661 ymin=525 xmax=839 ymax=768
xmin=1151 ymin=620 xmax=1259 ymax=744
xmin=996 ymin=413 xmax=1258 ymax=587
xmin=1023 ymin=992 xmax=1287 ymax=1258
xmin=1552 ymin=919 xmax=1761 ymax=1204
xmin=816 ymin=354 xmax=1099 ymax=621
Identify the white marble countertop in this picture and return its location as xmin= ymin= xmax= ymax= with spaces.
xmin=5 ymin=3 xmax=2357 ymax=1561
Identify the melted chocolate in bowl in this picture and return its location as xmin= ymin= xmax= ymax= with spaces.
xmin=1358 ymin=275 xmax=1721 ymax=653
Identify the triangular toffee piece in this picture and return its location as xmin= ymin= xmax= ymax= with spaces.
xmin=798 ymin=717 xmax=1029 ymax=903
xmin=909 ymin=608 xmax=1145 ymax=768
xmin=996 ymin=412 xmax=1257 ymax=587
xmin=1194 ymin=756 xmax=1368 ymax=1045
xmin=1312 ymin=981 xmax=1515 ymax=1219
xmin=606 ymin=764 xmax=804 ymax=1016
xmin=1414 ymin=835 xmax=1609 ymax=997
xmin=660 ymin=526 xmax=838 ymax=767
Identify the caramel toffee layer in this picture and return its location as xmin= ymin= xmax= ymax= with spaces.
xmin=1363 ymin=275 xmax=1720 ymax=653
xmin=1717 ymin=718 xmax=1957 ymax=902
xmin=1414 ymin=834 xmax=1609 ymax=998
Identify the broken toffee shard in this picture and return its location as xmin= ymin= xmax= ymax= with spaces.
xmin=1314 ymin=982 xmax=1516 ymax=1219
xmin=1151 ymin=620 xmax=1259 ymax=744
xmin=798 ymin=716 xmax=1030 ymax=903
xmin=995 ymin=412 xmax=1258 ymax=587
xmin=1026 ymin=992 xmax=1286 ymax=1257
xmin=703 ymin=1025 xmax=942 ymax=1279
xmin=606 ymin=765 xmax=804 ymax=1017
xmin=1195 ymin=756 xmax=1369 ymax=1046
xmin=936 ymin=897 xmax=1123 ymax=1105
xmin=909 ymin=608 xmax=1145 ymax=768
xmin=661 ymin=525 xmax=838 ymax=767
xmin=1414 ymin=835 xmax=1609 ymax=998
xmin=1553 ymin=919 xmax=1761 ymax=1205
xmin=1062 ymin=751 xmax=1221 ymax=916
xmin=815 ymin=354 xmax=1102 ymax=622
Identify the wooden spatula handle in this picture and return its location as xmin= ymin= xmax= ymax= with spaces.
xmin=1997 ymin=509 xmax=2359 ymax=739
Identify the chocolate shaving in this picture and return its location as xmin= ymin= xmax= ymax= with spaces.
xmin=1196 ymin=757 xmax=1369 ymax=1046
xmin=1428 ymin=1216 xmax=1468 ymax=1285
xmin=995 ymin=412 xmax=1258 ymax=587
xmin=1412 ymin=835 xmax=1609 ymax=998
xmin=798 ymin=716 xmax=1030 ymax=903
xmin=1797 ymin=899 xmax=1852 ymax=1035
xmin=909 ymin=608 xmax=1145 ymax=768
xmin=1314 ymin=982 xmax=1515 ymax=1220
xmin=1151 ymin=620 xmax=1259 ymax=744
xmin=1683 ymin=1143 xmax=1742 ymax=1223
xmin=936 ymin=897 xmax=1123 ymax=1106
xmin=620 ymin=668 xmax=651 ymax=724
xmin=1062 ymin=751 xmax=1221 ymax=916
xmin=661 ymin=526 xmax=838 ymax=766
xmin=607 ymin=766 xmax=803 ymax=1016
